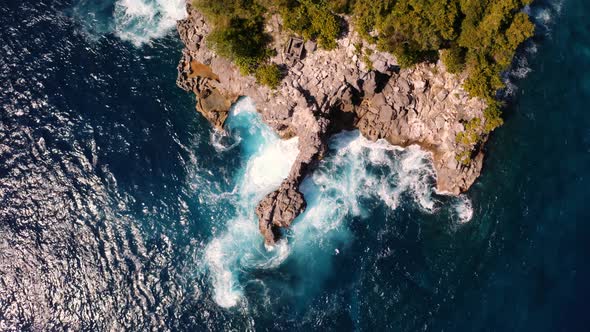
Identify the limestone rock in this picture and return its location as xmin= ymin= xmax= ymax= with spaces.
xmin=176 ymin=3 xmax=489 ymax=245
xmin=256 ymin=181 xmax=306 ymax=245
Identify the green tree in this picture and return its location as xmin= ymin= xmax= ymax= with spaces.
xmin=255 ymin=63 xmax=283 ymax=89
xmin=441 ymin=44 xmax=466 ymax=74
xmin=280 ymin=0 xmax=342 ymax=50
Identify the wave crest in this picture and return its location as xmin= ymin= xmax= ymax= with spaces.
xmin=114 ymin=0 xmax=187 ymax=46
xmin=71 ymin=0 xmax=187 ymax=46
xmin=199 ymin=107 xmax=478 ymax=308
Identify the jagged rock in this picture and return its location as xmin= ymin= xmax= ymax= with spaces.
xmin=305 ymin=40 xmax=317 ymax=53
xmin=362 ymin=71 xmax=378 ymax=97
xmin=256 ymin=181 xmax=306 ymax=245
xmin=370 ymin=93 xmax=387 ymax=109
xmin=176 ymin=3 xmax=488 ymax=245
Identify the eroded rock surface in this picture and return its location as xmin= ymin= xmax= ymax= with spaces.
xmin=176 ymin=4 xmax=488 ymax=245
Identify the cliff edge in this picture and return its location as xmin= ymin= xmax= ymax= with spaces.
xmin=176 ymin=5 xmax=488 ymax=245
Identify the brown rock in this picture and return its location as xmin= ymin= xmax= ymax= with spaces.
xmin=176 ymin=4 xmax=489 ymax=246
xmin=256 ymin=181 xmax=306 ymax=245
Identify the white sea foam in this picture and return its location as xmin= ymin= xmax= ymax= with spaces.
xmin=201 ymin=101 xmax=474 ymax=308
xmin=113 ymin=0 xmax=187 ymax=46
xmin=526 ymin=1 xmax=562 ymax=35
xmin=202 ymin=98 xmax=299 ymax=308
xmin=294 ymin=132 xmax=437 ymax=240
xmin=535 ymin=8 xmax=553 ymax=26
xmin=454 ymin=195 xmax=474 ymax=224
xmin=504 ymin=1 xmax=561 ymax=95
xmin=204 ymin=239 xmax=242 ymax=308
xmin=210 ymin=129 xmax=241 ymax=152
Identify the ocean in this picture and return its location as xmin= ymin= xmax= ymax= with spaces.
xmin=0 ymin=0 xmax=587 ymax=330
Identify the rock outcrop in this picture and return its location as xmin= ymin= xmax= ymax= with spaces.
xmin=176 ymin=5 xmax=488 ymax=245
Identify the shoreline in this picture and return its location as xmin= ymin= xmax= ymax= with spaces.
xmin=176 ymin=4 xmax=488 ymax=245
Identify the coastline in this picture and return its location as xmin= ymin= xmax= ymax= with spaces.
xmin=176 ymin=4 xmax=488 ymax=245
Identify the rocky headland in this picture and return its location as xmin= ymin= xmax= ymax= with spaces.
xmin=176 ymin=4 xmax=488 ymax=245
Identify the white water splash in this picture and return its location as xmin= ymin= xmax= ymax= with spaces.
xmin=293 ymin=132 xmax=438 ymax=241
xmin=454 ymin=195 xmax=474 ymax=224
xmin=113 ymin=0 xmax=187 ymax=46
xmin=203 ymin=98 xmax=299 ymax=308
xmin=200 ymin=99 xmax=475 ymax=308
xmin=210 ymin=129 xmax=241 ymax=153
xmin=72 ymin=0 xmax=187 ymax=45
xmin=504 ymin=1 xmax=562 ymax=96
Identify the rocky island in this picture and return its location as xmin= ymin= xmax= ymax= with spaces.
xmin=176 ymin=0 xmax=534 ymax=245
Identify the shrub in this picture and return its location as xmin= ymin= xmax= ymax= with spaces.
xmin=456 ymin=117 xmax=481 ymax=145
xmin=281 ymin=0 xmax=341 ymax=50
xmin=327 ymin=0 xmax=350 ymax=13
xmin=351 ymin=0 xmax=534 ymax=108
xmin=255 ymin=63 xmax=283 ymax=89
xmin=193 ymin=0 xmax=282 ymax=83
xmin=207 ymin=16 xmax=271 ymax=74
xmin=483 ymin=101 xmax=504 ymax=133
xmin=194 ymin=0 xmax=535 ymax=135
xmin=441 ymin=44 xmax=466 ymax=74
xmin=456 ymin=150 xmax=473 ymax=166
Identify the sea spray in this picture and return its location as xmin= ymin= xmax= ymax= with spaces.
xmin=203 ymin=98 xmax=299 ymax=308
xmin=114 ymin=0 xmax=187 ymax=46
xmin=291 ymin=131 xmax=439 ymax=251
xmin=71 ymin=0 xmax=187 ymax=45
xmin=454 ymin=195 xmax=474 ymax=224
xmin=201 ymin=105 xmax=475 ymax=308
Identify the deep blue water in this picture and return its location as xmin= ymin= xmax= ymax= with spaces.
xmin=0 ymin=0 xmax=587 ymax=331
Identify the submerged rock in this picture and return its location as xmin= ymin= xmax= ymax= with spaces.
xmin=176 ymin=3 xmax=488 ymax=245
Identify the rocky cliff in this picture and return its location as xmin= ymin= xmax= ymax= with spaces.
xmin=176 ymin=5 xmax=488 ymax=245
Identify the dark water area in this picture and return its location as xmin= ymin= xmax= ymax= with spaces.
xmin=0 ymin=0 xmax=587 ymax=331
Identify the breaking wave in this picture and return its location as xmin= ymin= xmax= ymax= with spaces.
xmin=201 ymin=99 xmax=474 ymax=308
xmin=113 ymin=0 xmax=187 ymax=46
xmin=454 ymin=195 xmax=474 ymax=224
xmin=72 ymin=0 xmax=187 ymax=46
xmin=202 ymin=98 xmax=299 ymax=308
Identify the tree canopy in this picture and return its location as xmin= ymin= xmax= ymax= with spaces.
xmin=193 ymin=0 xmax=535 ymax=114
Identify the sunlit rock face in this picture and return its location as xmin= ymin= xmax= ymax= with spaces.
xmin=176 ymin=5 xmax=487 ymax=244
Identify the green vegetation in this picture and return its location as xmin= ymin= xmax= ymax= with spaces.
xmin=456 ymin=150 xmax=473 ymax=166
xmin=194 ymin=0 xmax=272 ymax=76
xmin=456 ymin=117 xmax=481 ymax=146
xmin=482 ymin=101 xmax=505 ymax=133
xmin=362 ymin=47 xmax=373 ymax=70
xmin=193 ymin=0 xmax=342 ymax=85
xmin=440 ymin=44 xmax=465 ymax=74
xmin=194 ymin=0 xmax=534 ymax=97
xmin=278 ymin=0 xmax=342 ymax=50
xmin=193 ymin=0 xmax=535 ymax=145
xmin=347 ymin=0 xmax=534 ymax=143
xmin=255 ymin=63 xmax=284 ymax=89
xmin=348 ymin=0 xmax=534 ymax=98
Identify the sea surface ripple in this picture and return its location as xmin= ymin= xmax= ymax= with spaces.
xmin=0 ymin=0 xmax=587 ymax=331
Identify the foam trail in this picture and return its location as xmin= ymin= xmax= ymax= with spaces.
xmin=114 ymin=0 xmax=187 ymax=46
xmin=203 ymin=98 xmax=299 ymax=308
xmin=201 ymin=106 xmax=474 ymax=308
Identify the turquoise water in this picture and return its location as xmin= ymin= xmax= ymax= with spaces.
xmin=0 ymin=0 xmax=586 ymax=330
